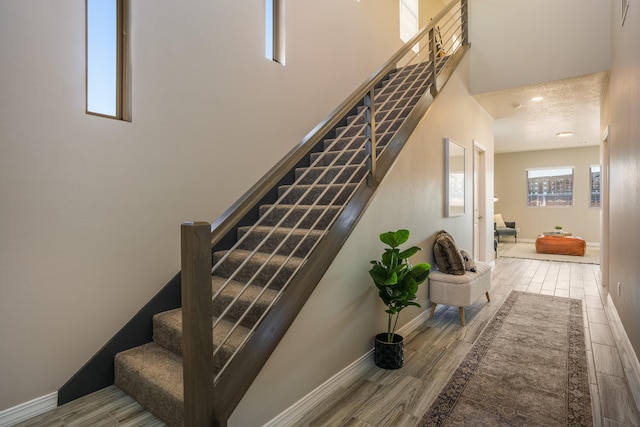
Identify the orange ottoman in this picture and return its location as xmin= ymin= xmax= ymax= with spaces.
xmin=535 ymin=235 xmax=586 ymax=256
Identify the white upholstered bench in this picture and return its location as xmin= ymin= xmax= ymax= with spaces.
xmin=428 ymin=261 xmax=492 ymax=326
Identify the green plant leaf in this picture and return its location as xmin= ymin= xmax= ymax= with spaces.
xmin=379 ymin=231 xmax=398 ymax=248
xmin=384 ymin=272 xmax=398 ymax=285
xmin=393 ymin=229 xmax=410 ymax=245
xmin=379 ymin=229 xmax=410 ymax=248
xmin=409 ymin=263 xmax=431 ymax=284
xmin=397 ymin=246 xmax=420 ymax=259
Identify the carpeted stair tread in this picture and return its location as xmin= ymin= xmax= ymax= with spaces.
xmin=258 ymin=204 xmax=341 ymax=229
xmin=114 ymin=342 xmax=184 ymax=427
xmin=153 ymin=308 xmax=250 ymax=365
xmin=348 ymin=106 xmax=411 ymax=125
xmin=323 ymin=134 xmax=393 ymax=152
xmin=276 ymin=182 xmax=357 ymax=205
xmin=333 ymin=123 xmax=366 ymax=138
xmin=334 ymin=120 xmax=400 ymax=143
xmin=309 ymin=149 xmax=367 ymax=167
xmin=212 ymin=248 xmax=305 ymax=289
xmin=211 ymin=276 xmax=280 ymax=326
xmin=237 ymin=225 xmax=323 ymax=257
xmin=294 ymin=165 xmax=366 ymax=185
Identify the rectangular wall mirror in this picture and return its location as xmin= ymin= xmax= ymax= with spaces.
xmin=445 ymin=138 xmax=465 ymax=217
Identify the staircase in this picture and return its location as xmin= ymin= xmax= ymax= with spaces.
xmin=113 ymin=59 xmax=446 ymax=426
xmin=49 ymin=1 xmax=470 ymax=425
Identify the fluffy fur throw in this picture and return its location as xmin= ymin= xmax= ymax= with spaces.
xmin=433 ymin=230 xmax=465 ymax=275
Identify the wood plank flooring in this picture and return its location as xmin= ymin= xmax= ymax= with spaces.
xmin=14 ymin=245 xmax=640 ymax=426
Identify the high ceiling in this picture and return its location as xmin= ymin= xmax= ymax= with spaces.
xmin=466 ymin=0 xmax=611 ymax=154
xmin=473 ymin=72 xmax=609 ymax=154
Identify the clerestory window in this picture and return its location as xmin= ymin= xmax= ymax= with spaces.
xmin=86 ymin=0 xmax=129 ymax=120
xmin=399 ymin=0 xmax=419 ymax=53
xmin=265 ymin=0 xmax=285 ymax=65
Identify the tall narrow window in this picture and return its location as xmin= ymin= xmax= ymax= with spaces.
xmin=590 ymin=165 xmax=601 ymax=207
xmin=265 ymin=0 xmax=285 ymax=65
xmin=526 ymin=167 xmax=574 ymax=207
xmin=86 ymin=0 xmax=129 ymax=119
xmin=399 ymin=0 xmax=419 ymax=52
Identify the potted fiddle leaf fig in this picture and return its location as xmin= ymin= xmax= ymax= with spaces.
xmin=369 ymin=229 xmax=430 ymax=369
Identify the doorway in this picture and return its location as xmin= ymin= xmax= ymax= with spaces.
xmin=601 ymin=126 xmax=610 ymax=295
xmin=473 ymin=141 xmax=487 ymax=261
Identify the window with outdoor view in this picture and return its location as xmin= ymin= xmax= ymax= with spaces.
xmin=265 ymin=0 xmax=285 ymax=65
xmin=590 ymin=165 xmax=601 ymax=207
xmin=399 ymin=0 xmax=419 ymax=53
xmin=526 ymin=167 xmax=574 ymax=207
xmin=86 ymin=0 xmax=129 ymax=120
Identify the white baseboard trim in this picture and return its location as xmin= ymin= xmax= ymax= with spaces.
xmin=265 ymin=311 xmax=428 ymax=426
xmin=0 ymin=392 xmax=57 ymax=427
xmin=605 ymin=293 xmax=640 ymax=411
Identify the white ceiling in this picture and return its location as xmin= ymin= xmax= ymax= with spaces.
xmin=466 ymin=0 xmax=611 ymax=154
xmin=473 ymin=72 xmax=609 ymax=154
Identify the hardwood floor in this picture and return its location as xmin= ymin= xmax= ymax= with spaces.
xmin=14 ymin=246 xmax=640 ymax=426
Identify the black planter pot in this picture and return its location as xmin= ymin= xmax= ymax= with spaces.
xmin=374 ymin=333 xmax=404 ymax=369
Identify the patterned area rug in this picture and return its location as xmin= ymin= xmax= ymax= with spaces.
xmin=420 ymin=291 xmax=592 ymax=426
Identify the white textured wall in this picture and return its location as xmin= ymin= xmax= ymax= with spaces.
xmin=494 ymin=147 xmax=601 ymax=243
xmin=606 ymin=0 xmax=640 ymax=361
xmin=468 ymin=0 xmax=610 ymax=94
xmin=0 ymin=0 xmax=403 ymax=411
xmin=232 ymin=52 xmax=494 ymax=426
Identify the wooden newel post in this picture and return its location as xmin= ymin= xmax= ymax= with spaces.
xmin=181 ymin=221 xmax=215 ymax=426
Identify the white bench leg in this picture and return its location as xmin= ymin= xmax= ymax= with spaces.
xmin=459 ymin=307 xmax=465 ymax=326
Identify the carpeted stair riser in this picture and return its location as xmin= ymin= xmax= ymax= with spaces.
xmin=380 ymin=78 xmax=427 ymax=94
xmin=152 ymin=309 xmax=248 ymax=369
xmin=294 ymin=165 xmax=366 ymax=185
xmin=382 ymin=69 xmax=431 ymax=88
xmin=115 ymin=343 xmax=184 ymax=427
xmin=212 ymin=249 xmax=304 ymax=290
xmin=376 ymin=86 xmax=426 ymax=107
xmin=372 ymin=89 xmax=413 ymax=105
xmin=333 ymin=123 xmax=366 ymax=138
xmin=211 ymin=277 xmax=279 ymax=327
xmin=277 ymin=183 xmax=357 ymax=204
xmin=323 ymin=134 xmax=392 ymax=152
xmin=387 ymin=62 xmax=433 ymax=80
xmin=389 ymin=66 xmax=432 ymax=83
xmin=323 ymin=136 xmax=367 ymax=152
xmin=346 ymin=107 xmax=409 ymax=126
xmin=258 ymin=204 xmax=341 ymax=229
xmin=334 ymin=119 xmax=402 ymax=141
xmin=237 ymin=225 xmax=322 ymax=257
xmin=309 ymin=150 xmax=367 ymax=167
xmin=385 ymin=63 xmax=446 ymax=87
